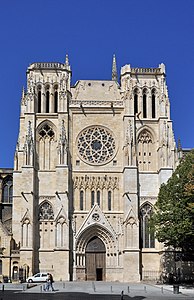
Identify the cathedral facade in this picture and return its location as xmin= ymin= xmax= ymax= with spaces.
xmin=10 ymin=56 xmax=178 ymax=282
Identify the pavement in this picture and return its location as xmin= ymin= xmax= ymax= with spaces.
xmin=0 ymin=281 xmax=194 ymax=299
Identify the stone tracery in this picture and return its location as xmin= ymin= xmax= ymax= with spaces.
xmin=77 ymin=126 xmax=116 ymax=165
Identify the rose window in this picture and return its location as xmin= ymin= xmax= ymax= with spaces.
xmin=77 ymin=126 xmax=116 ymax=165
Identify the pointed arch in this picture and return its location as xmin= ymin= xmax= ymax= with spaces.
xmin=39 ymin=200 xmax=55 ymax=249
xmin=37 ymin=85 xmax=42 ymax=113
xmin=39 ymin=200 xmax=54 ymax=220
xmin=151 ymin=88 xmax=156 ymax=118
xmin=53 ymin=84 xmax=58 ymax=113
xmin=140 ymin=202 xmax=155 ymax=248
xmin=21 ymin=218 xmax=32 ymax=248
xmin=76 ymin=223 xmax=117 ymax=255
xmin=55 ymin=215 xmax=68 ymax=248
xmin=37 ymin=121 xmax=56 ymax=170
xmin=137 ymin=127 xmax=156 ymax=171
xmin=142 ymin=88 xmax=148 ymax=118
xmin=133 ymin=87 xmax=139 ymax=114
xmin=75 ymin=223 xmax=117 ymax=276
xmin=2 ymin=175 xmax=13 ymax=203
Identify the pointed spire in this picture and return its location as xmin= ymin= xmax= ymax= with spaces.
xmin=22 ymin=86 xmax=25 ymax=98
xmin=112 ymin=54 xmax=118 ymax=81
xmin=21 ymin=86 xmax=26 ymax=105
xmin=177 ymin=137 xmax=182 ymax=152
xmin=65 ymin=54 xmax=69 ymax=66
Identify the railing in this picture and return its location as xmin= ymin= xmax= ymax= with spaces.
xmin=142 ymin=270 xmax=160 ymax=281
xmin=32 ymin=62 xmax=64 ymax=69
xmin=70 ymin=100 xmax=124 ymax=107
xmin=131 ymin=67 xmax=161 ymax=74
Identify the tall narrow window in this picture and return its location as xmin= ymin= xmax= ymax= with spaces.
xmin=97 ymin=191 xmax=100 ymax=206
xmin=46 ymin=90 xmax=50 ymax=113
xmin=0 ymin=260 xmax=2 ymax=275
xmin=134 ymin=93 xmax=138 ymax=114
xmin=54 ymin=90 xmax=58 ymax=113
xmin=80 ymin=191 xmax=84 ymax=211
xmin=152 ymin=91 xmax=156 ymax=118
xmin=140 ymin=203 xmax=155 ymax=248
xmin=2 ymin=176 xmax=13 ymax=203
xmin=38 ymin=90 xmax=41 ymax=113
xmin=143 ymin=93 xmax=147 ymax=118
xmin=91 ymin=191 xmax=95 ymax=207
xmin=108 ymin=191 xmax=111 ymax=211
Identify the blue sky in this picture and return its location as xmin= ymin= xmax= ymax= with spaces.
xmin=0 ymin=0 xmax=194 ymax=168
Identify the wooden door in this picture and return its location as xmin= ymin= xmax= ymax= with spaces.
xmin=85 ymin=236 xmax=106 ymax=281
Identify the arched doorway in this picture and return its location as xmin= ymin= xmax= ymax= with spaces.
xmin=85 ymin=236 xmax=106 ymax=281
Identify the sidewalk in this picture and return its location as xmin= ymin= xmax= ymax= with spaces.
xmin=1 ymin=281 xmax=194 ymax=298
xmin=23 ymin=281 xmax=194 ymax=297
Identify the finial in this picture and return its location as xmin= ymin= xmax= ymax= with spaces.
xmin=22 ymin=86 xmax=25 ymax=97
xmin=177 ymin=138 xmax=182 ymax=152
xmin=112 ymin=54 xmax=118 ymax=81
xmin=65 ymin=54 xmax=69 ymax=66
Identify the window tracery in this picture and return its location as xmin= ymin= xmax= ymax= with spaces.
xmin=137 ymin=130 xmax=153 ymax=171
xmin=39 ymin=201 xmax=54 ymax=220
xmin=140 ymin=203 xmax=155 ymax=248
xmin=2 ymin=176 xmax=13 ymax=203
xmin=77 ymin=126 xmax=116 ymax=165
xmin=38 ymin=123 xmax=55 ymax=170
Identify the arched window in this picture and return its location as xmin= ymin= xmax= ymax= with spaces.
xmin=108 ymin=191 xmax=111 ymax=211
xmin=56 ymin=217 xmax=66 ymax=248
xmin=143 ymin=89 xmax=147 ymax=118
xmin=39 ymin=201 xmax=54 ymax=249
xmin=39 ymin=201 xmax=54 ymax=220
xmin=97 ymin=191 xmax=100 ymax=206
xmin=137 ymin=129 xmax=153 ymax=171
xmin=46 ymin=90 xmax=50 ymax=113
xmin=2 ymin=176 xmax=13 ymax=203
xmin=80 ymin=190 xmax=84 ymax=210
xmin=152 ymin=89 xmax=156 ymax=118
xmin=140 ymin=203 xmax=155 ymax=248
xmin=21 ymin=219 xmax=31 ymax=247
xmin=38 ymin=123 xmax=55 ymax=170
xmin=38 ymin=89 xmax=41 ymax=113
xmin=54 ymin=89 xmax=58 ymax=113
xmin=134 ymin=88 xmax=138 ymax=114
xmin=91 ymin=191 xmax=95 ymax=207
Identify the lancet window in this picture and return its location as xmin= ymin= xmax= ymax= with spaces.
xmin=137 ymin=129 xmax=154 ymax=171
xmin=151 ymin=89 xmax=156 ymax=118
xmin=91 ymin=191 xmax=95 ymax=207
xmin=80 ymin=191 xmax=84 ymax=210
xmin=56 ymin=217 xmax=67 ymax=248
xmin=54 ymin=85 xmax=58 ymax=113
xmin=108 ymin=191 xmax=111 ymax=211
xmin=134 ymin=88 xmax=138 ymax=114
xmin=46 ymin=86 xmax=50 ymax=113
xmin=140 ymin=203 xmax=155 ymax=248
xmin=143 ymin=89 xmax=147 ymax=118
xmin=38 ymin=123 xmax=55 ymax=170
xmin=2 ymin=176 xmax=13 ymax=203
xmin=21 ymin=218 xmax=32 ymax=248
xmin=37 ymin=85 xmax=41 ymax=113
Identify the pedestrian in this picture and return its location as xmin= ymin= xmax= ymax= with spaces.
xmin=46 ymin=273 xmax=54 ymax=291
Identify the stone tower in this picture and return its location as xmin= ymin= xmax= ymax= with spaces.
xmin=12 ymin=57 xmax=178 ymax=282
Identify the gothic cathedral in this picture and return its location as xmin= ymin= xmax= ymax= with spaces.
xmin=12 ymin=56 xmax=178 ymax=282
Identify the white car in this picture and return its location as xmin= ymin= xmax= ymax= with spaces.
xmin=26 ymin=272 xmax=48 ymax=283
